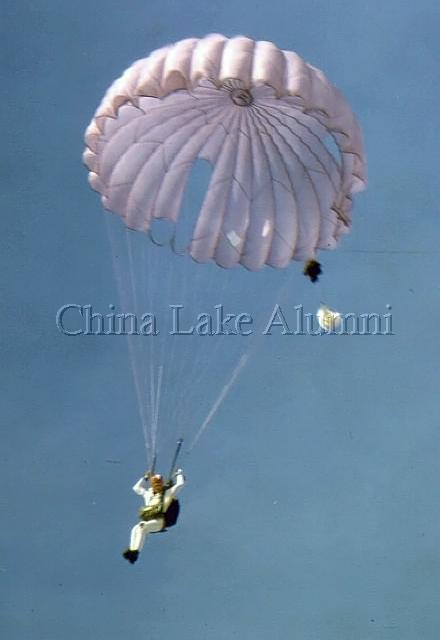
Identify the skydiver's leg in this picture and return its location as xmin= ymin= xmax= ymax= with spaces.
xmin=130 ymin=519 xmax=164 ymax=551
xmin=130 ymin=522 xmax=148 ymax=552
xmin=123 ymin=518 xmax=165 ymax=563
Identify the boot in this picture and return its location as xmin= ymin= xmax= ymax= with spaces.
xmin=122 ymin=549 xmax=139 ymax=564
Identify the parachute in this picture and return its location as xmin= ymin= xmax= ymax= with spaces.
xmin=83 ymin=35 xmax=366 ymax=463
xmin=316 ymin=305 xmax=342 ymax=332
xmin=84 ymin=34 xmax=366 ymax=270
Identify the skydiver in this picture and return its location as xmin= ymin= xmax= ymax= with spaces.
xmin=122 ymin=469 xmax=185 ymax=564
xmin=303 ymin=259 xmax=322 ymax=283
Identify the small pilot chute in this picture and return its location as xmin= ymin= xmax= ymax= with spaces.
xmin=317 ymin=305 xmax=341 ymax=332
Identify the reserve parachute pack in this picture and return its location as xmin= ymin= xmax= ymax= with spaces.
xmin=138 ymin=498 xmax=180 ymax=528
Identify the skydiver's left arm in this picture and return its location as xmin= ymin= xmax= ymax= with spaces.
xmin=167 ymin=469 xmax=185 ymax=498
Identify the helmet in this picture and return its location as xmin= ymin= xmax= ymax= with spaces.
xmin=150 ymin=474 xmax=164 ymax=493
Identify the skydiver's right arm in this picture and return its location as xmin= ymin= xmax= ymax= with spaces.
xmin=132 ymin=477 xmax=150 ymax=496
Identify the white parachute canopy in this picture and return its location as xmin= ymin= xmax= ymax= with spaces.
xmin=83 ymin=35 xmax=366 ymax=463
xmin=84 ymin=34 xmax=366 ymax=271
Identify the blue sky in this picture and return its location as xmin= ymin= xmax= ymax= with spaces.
xmin=2 ymin=1 xmax=440 ymax=639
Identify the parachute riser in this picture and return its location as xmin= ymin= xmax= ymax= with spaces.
xmin=147 ymin=453 xmax=157 ymax=478
xmin=165 ymin=438 xmax=183 ymax=488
